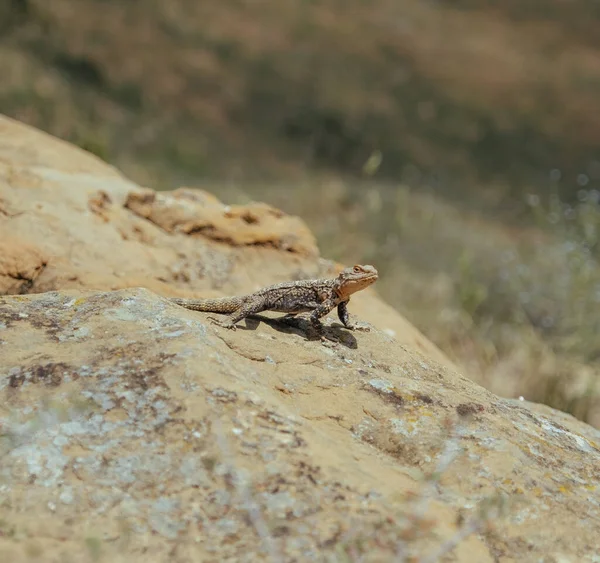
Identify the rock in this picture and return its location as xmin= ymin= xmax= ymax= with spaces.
xmin=0 ymin=114 xmax=447 ymax=364
xmin=125 ymin=187 xmax=319 ymax=254
xmin=1 ymin=115 xmax=599 ymax=561
xmin=0 ymin=238 xmax=47 ymax=294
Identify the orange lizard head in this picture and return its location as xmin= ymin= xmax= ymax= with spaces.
xmin=335 ymin=264 xmax=378 ymax=299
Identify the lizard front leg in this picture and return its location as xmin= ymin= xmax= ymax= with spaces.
xmin=308 ymin=298 xmax=337 ymax=336
xmin=337 ymin=300 xmax=369 ymax=331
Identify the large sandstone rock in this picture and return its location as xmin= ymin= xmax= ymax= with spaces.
xmin=1 ymin=115 xmax=599 ymax=562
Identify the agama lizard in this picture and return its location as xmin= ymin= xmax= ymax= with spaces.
xmin=169 ymin=264 xmax=378 ymax=337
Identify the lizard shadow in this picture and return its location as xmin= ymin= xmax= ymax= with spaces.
xmin=236 ymin=314 xmax=359 ymax=349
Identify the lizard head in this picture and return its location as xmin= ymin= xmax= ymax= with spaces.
xmin=335 ymin=264 xmax=378 ymax=299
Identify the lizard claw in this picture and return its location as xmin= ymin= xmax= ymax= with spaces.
xmin=207 ymin=316 xmax=236 ymax=330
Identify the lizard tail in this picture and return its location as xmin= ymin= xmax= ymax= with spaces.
xmin=169 ymin=296 xmax=242 ymax=313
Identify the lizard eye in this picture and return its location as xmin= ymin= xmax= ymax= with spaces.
xmin=353 ymin=266 xmax=360 ymax=273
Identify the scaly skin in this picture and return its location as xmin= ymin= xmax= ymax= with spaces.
xmin=170 ymin=264 xmax=378 ymax=335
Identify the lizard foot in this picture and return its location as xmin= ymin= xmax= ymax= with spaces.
xmin=346 ymin=322 xmax=370 ymax=332
xmin=207 ymin=316 xmax=236 ymax=330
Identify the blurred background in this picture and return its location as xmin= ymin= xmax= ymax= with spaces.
xmin=1 ymin=0 xmax=599 ymax=425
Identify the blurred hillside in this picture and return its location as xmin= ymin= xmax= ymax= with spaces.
xmin=1 ymin=0 xmax=599 ymax=424
xmin=3 ymin=0 xmax=600 ymax=199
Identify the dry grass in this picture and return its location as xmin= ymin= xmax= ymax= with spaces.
xmin=2 ymin=0 xmax=600 ymax=188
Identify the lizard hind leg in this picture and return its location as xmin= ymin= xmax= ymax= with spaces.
xmin=219 ymin=296 xmax=269 ymax=329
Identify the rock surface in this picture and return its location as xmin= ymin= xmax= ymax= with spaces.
xmin=1 ymin=115 xmax=599 ymax=562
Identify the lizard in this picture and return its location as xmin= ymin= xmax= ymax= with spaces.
xmin=169 ymin=264 xmax=378 ymax=337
